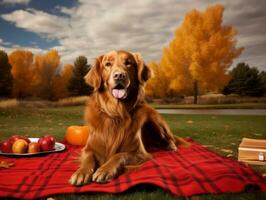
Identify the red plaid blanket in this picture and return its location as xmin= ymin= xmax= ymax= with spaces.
xmin=0 ymin=138 xmax=265 ymax=199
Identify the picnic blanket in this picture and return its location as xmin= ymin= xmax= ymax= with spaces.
xmin=0 ymin=138 xmax=265 ymax=199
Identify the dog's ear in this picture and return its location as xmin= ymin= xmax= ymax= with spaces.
xmin=133 ymin=52 xmax=152 ymax=84
xmin=84 ymin=55 xmax=103 ymax=91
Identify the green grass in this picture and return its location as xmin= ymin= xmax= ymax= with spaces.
xmin=0 ymin=106 xmax=266 ymax=200
xmin=152 ymin=103 xmax=266 ymax=109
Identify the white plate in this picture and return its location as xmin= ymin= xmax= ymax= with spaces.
xmin=0 ymin=138 xmax=65 ymax=156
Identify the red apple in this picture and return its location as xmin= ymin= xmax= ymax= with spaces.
xmin=8 ymin=135 xmax=30 ymax=145
xmin=38 ymin=135 xmax=55 ymax=151
xmin=43 ymin=135 xmax=55 ymax=146
xmin=0 ymin=140 xmax=13 ymax=153
xmin=12 ymin=139 xmax=28 ymax=154
xmin=28 ymin=142 xmax=41 ymax=153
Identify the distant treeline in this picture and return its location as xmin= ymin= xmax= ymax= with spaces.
xmin=0 ymin=49 xmax=266 ymax=101
xmin=0 ymin=49 xmax=92 ymax=100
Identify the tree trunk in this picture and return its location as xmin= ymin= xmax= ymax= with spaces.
xmin=193 ymin=80 xmax=198 ymax=104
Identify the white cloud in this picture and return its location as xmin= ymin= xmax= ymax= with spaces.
xmin=1 ymin=0 xmax=30 ymax=5
xmin=238 ymin=35 xmax=266 ymax=47
xmin=1 ymin=9 xmax=69 ymax=39
xmin=56 ymin=0 xmax=201 ymax=63
xmin=1 ymin=0 xmax=266 ymax=70
xmin=55 ymin=6 xmax=75 ymax=16
xmin=0 ymin=44 xmax=44 ymax=56
xmin=0 ymin=37 xmax=45 ymax=57
xmin=0 ymin=38 xmax=12 ymax=46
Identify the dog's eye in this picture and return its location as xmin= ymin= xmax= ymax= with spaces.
xmin=124 ymin=59 xmax=132 ymax=67
xmin=105 ymin=62 xmax=112 ymax=67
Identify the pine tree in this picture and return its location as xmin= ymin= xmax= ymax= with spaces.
xmin=259 ymin=71 xmax=266 ymax=96
xmin=68 ymin=56 xmax=92 ymax=96
xmin=223 ymin=62 xmax=264 ymax=96
xmin=0 ymin=50 xmax=13 ymax=97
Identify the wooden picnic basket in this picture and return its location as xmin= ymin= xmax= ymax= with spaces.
xmin=238 ymin=138 xmax=266 ymax=165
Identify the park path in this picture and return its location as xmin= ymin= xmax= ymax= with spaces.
xmin=157 ymin=109 xmax=266 ymax=116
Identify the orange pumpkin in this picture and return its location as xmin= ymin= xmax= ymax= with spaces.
xmin=65 ymin=126 xmax=89 ymax=146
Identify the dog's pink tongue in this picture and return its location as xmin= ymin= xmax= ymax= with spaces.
xmin=112 ymin=89 xmax=126 ymax=99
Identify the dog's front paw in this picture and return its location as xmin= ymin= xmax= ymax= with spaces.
xmin=92 ymin=166 xmax=118 ymax=183
xmin=69 ymin=168 xmax=93 ymax=186
xmin=168 ymin=140 xmax=177 ymax=151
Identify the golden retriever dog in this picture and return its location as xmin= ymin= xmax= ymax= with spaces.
xmin=69 ymin=50 xmax=188 ymax=185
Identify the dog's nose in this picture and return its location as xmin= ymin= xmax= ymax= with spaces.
xmin=113 ymin=71 xmax=126 ymax=81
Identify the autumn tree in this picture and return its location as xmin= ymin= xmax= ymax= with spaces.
xmin=68 ymin=56 xmax=92 ymax=96
xmin=223 ymin=63 xmax=265 ymax=96
xmin=52 ymin=64 xmax=73 ymax=100
xmin=9 ymin=50 xmax=34 ymax=98
xmin=32 ymin=49 xmax=60 ymax=100
xmin=0 ymin=50 xmax=12 ymax=97
xmin=145 ymin=62 xmax=169 ymax=97
xmin=146 ymin=4 xmax=243 ymax=103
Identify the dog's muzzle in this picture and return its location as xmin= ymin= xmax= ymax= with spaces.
xmin=112 ymin=84 xmax=127 ymax=99
xmin=112 ymin=71 xmax=128 ymax=99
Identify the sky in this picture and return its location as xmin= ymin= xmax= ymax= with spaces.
xmin=0 ymin=0 xmax=265 ymax=70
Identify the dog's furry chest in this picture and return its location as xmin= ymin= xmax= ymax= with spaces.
xmin=88 ymin=116 xmax=139 ymax=164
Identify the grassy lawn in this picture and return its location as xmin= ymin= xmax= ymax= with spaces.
xmin=0 ymin=106 xmax=265 ymax=200
xmin=152 ymin=103 xmax=266 ymax=109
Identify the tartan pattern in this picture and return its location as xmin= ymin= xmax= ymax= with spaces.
xmin=0 ymin=138 xmax=265 ymax=199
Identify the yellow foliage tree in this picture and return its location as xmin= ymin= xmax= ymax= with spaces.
xmin=146 ymin=4 xmax=243 ymax=103
xmin=32 ymin=49 xmax=60 ymax=100
xmin=9 ymin=50 xmax=34 ymax=98
xmin=51 ymin=64 xmax=73 ymax=100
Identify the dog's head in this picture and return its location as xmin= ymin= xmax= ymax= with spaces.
xmin=84 ymin=50 xmax=151 ymax=101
